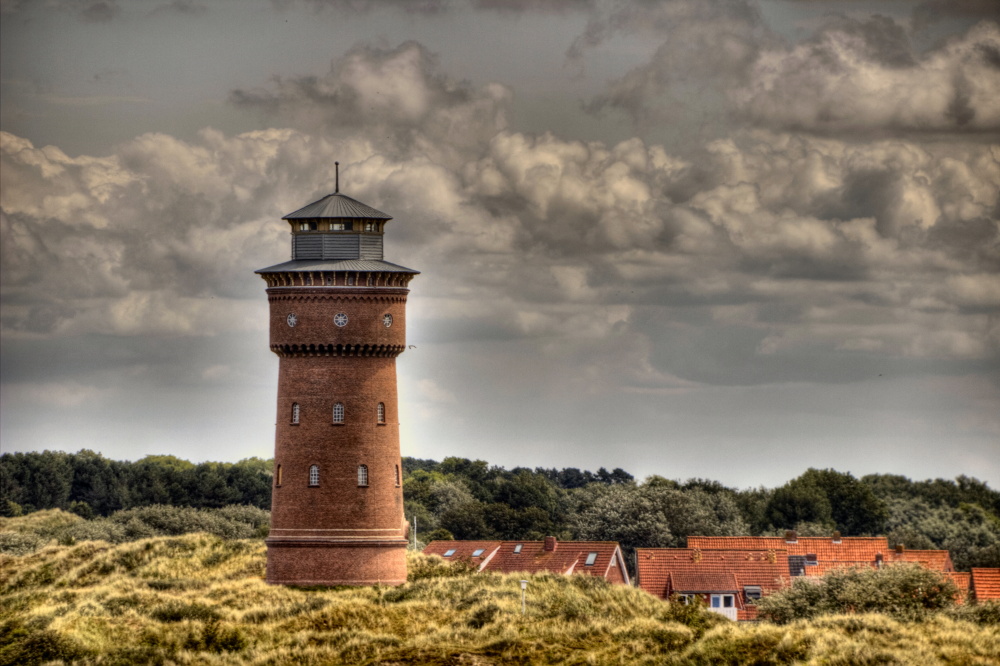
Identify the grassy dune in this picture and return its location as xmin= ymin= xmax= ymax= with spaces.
xmin=2 ymin=533 xmax=999 ymax=665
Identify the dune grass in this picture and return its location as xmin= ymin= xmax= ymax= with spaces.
xmin=1 ymin=530 xmax=998 ymax=664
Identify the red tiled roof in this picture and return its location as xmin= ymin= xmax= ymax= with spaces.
xmin=687 ymin=536 xmax=889 ymax=575
xmin=889 ymin=549 xmax=954 ymax=572
xmin=671 ymin=571 xmax=738 ymax=593
xmin=971 ymin=568 xmax=1000 ymax=601
xmin=636 ymin=548 xmax=790 ymax=601
xmin=485 ymin=540 xmax=629 ymax=584
xmin=946 ymin=572 xmax=971 ymax=604
xmin=423 ymin=540 xmax=502 ymax=570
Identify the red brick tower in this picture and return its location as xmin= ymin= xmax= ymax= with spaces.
xmin=256 ymin=172 xmax=417 ymax=586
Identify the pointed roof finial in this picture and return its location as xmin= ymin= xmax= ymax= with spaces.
xmin=335 ymin=161 xmax=340 ymax=194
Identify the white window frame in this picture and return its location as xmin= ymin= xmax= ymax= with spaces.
xmin=291 ymin=403 xmax=300 ymax=424
xmin=377 ymin=402 xmax=385 ymax=424
xmin=308 ymin=465 xmax=319 ymax=487
xmin=333 ymin=402 xmax=344 ymax=424
xmin=357 ymin=464 xmax=369 ymax=487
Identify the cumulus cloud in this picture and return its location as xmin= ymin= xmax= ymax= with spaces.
xmin=734 ymin=18 xmax=1000 ymax=134
xmin=575 ymin=0 xmax=770 ymax=128
xmin=230 ymin=42 xmax=510 ymax=167
xmin=3 ymin=34 xmax=998 ymax=400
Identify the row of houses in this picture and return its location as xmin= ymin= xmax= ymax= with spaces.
xmin=423 ymin=533 xmax=1000 ymax=620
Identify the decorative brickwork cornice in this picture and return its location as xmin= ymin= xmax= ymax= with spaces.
xmin=271 ymin=343 xmax=405 ymax=357
xmin=268 ymin=291 xmax=408 ymax=305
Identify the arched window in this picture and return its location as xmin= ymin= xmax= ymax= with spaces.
xmin=357 ymin=464 xmax=369 ymax=487
xmin=333 ymin=403 xmax=344 ymax=424
xmin=395 ymin=464 xmax=401 ymax=487
xmin=309 ymin=465 xmax=319 ymax=487
xmin=275 ymin=464 xmax=283 ymax=487
xmin=291 ymin=403 xmax=300 ymax=424
xmin=377 ymin=402 xmax=385 ymax=424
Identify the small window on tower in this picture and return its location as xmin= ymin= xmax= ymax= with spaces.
xmin=275 ymin=464 xmax=282 ymax=487
xmin=291 ymin=403 xmax=300 ymax=424
xmin=357 ymin=464 xmax=369 ymax=487
xmin=331 ymin=222 xmax=345 ymax=231
xmin=333 ymin=403 xmax=344 ymax=424
xmin=377 ymin=402 xmax=385 ymax=424
xmin=325 ymin=275 xmax=333 ymax=285
xmin=395 ymin=464 xmax=401 ymax=487
xmin=347 ymin=275 xmax=355 ymax=286
xmin=365 ymin=222 xmax=374 ymax=232
xmin=309 ymin=465 xmax=319 ymax=487
xmin=304 ymin=275 xmax=312 ymax=285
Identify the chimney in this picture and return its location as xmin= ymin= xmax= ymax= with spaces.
xmin=895 ymin=544 xmax=904 ymax=554
xmin=767 ymin=549 xmax=776 ymax=563
xmin=785 ymin=530 xmax=797 ymax=544
xmin=692 ymin=549 xmax=702 ymax=563
xmin=832 ymin=531 xmax=842 ymax=544
xmin=543 ymin=536 xmax=557 ymax=552
xmin=875 ymin=553 xmax=883 ymax=568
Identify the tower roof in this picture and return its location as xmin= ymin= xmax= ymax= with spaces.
xmin=283 ymin=192 xmax=392 ymax=221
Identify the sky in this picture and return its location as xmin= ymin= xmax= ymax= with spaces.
xmin=1 ymin=0 xmax=998 ymax=490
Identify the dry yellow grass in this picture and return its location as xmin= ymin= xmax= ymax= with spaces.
xmin=1 ymin=533 xmax=998 ymax=665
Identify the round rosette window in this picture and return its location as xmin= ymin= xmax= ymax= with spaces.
xmin=286 ymin=313 xmax=298 ymax=327
xmin=334 ymin=312 xmax=349 ymax=327
xmin=382 ymin=313 xmax=393 ymax=328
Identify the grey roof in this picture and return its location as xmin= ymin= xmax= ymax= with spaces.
xmin=255 ymin=259 xmax=419 ymax=274
xmin=283 ymin=193 xmax=392 ymax=220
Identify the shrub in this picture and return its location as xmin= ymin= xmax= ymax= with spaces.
xmin=756 ymin=565 xmax=959 ymax=624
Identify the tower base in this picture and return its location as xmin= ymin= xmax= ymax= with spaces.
xmin=265 ymin=537 xmax=409 ymax=586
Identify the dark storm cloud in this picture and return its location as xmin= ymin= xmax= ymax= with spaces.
xmin=269 ymin=0 xmax=452 ymax=14
xmin=472 ymin=0 xmax=595 ymax=13
xmin=912 ymin=0 xmax=1000 ymax=30
xmin=54 ymin=0 xmax=121 ymax=22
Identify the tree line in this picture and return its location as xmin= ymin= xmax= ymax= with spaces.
xmin=2 ymin=450 xmax=998 ymax=571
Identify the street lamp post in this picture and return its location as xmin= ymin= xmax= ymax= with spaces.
xmin=520 ymin=579 xmax=528 ymax=615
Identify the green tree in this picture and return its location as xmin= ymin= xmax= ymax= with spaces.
xmin=766 ymin=468 xmax=887 ymax=535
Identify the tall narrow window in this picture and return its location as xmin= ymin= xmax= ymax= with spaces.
xmin=333 ymin=403 xmax=344 ymax=424
xmin=347 ymin=275 xmax=355 ymax=285
xmin=275 ymin=465 xmax=282 ymax=487
xmin=395 ymin=464 xmax=401 ymax=487
xmin=309 ymin=465 xmax=319 ymax=487
xmin=357 ymin=464 xmax=369 ymax=487
xmin=291 ymin=403 xmax=300 ymax=424
xmin=377 ymin=402 xmax=385 ymax=424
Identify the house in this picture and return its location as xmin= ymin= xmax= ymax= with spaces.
xmin=635 ymin=548 xmax=790 ymax=621
xmin=971 ymin=568 xmax=1000 ymax=602
xmin=686 ymin=534 xmax=954 ymax=577
xmin=423 ymin=537 xmax=630 ymax=585
xmin=421 ymin=540 xmax=503 ymax=570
